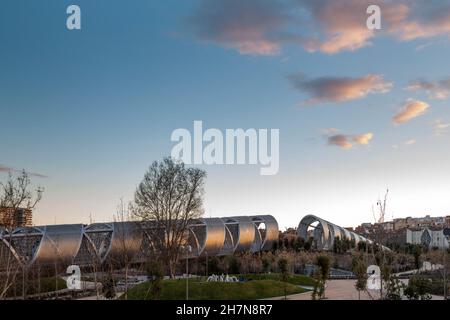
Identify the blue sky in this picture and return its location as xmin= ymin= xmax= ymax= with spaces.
xmin=1 ymin=0 xmax=450 ymax=229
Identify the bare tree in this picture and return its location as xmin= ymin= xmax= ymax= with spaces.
xmin=0 ymin=236 xmax=21 ymax=299
xmin=0 ymin=171 xmax=43 ymax=226
xmin=372 ymin=189 xmax=388 ymax=224
xmin=132 ymin=158 xmax=206 ymax=278
xmin=112 ymin=199 xmax=140 ymax=299
xmin=0 ymin=170 xmax=44 ymax=299
xmin=371 ymin=189 xmax=389 ymax=298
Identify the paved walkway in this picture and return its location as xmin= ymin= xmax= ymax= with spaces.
xmin=265 ymin=279 xmax=444 ymax=300
xmin=266 ymin=280 xmax=380 ymax=300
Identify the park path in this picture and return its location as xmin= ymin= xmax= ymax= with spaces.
xmin=265 ymin=279 xmax=444 ymax=300
xmin=265 ymin=280 xmax=380 ymax=300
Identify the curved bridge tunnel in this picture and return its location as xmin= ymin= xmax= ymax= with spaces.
xmin=0 ymin=214 xmax=388 ymax=270
xmin=297 ymin=214 xmax=389 ymax=251
xmin=0 ymin=215 xmax=278 ymax=269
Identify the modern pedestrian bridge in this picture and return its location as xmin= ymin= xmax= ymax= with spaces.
xmin=298 ymin=214 xmax=390 ymax=251
xmin=0 ymin=215 xmax=278 ymax=269
xmin=0 ymin=214 xmax=386 ymax=270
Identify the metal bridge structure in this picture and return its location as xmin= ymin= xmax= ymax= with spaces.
xmin=0 ymin=215 xmax=278 ymax=270
xmin=0 ymin=213 xmax=388 ymax=270
xmin=298 ymin=214 xmax=389 ymax=251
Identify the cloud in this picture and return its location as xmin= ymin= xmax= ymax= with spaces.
xmin=0 ymin=165 xmax=13 ymax=173
xmin=385 ymin=2 xmax=450 ymax=41
xmin=405 ymin=139 xmax=416 ymax=145
xmin=300 ymin=0 xmax=380 ymax=54
xmin=188 ymin=0 xmax=378 ymax=55
xmin=433 ymin=119 xmax=450 ymax=136
xmin=188 ymin=1 xmax=450 ymax=55
xmin=405 ymin=78 xmax=450 ymax=100
xmin=326 ymin=131 xmax=374 ymax=150
xmin=0 ymin=164 xmax=47 ymax=178
xmin=288 ymin=74 xmax=392 ymax=104
xmin=328 ymin=135 xmax=353 ymax=149
xmin=322 ymin=128 xmax=340 ymax=135
xmin=353 ymin=133 xmax=374 ymax=145
xmin=393 ymin=99 xmax=430 ymax=124
xmin=188 ymin=0 xmax=288 ymax=55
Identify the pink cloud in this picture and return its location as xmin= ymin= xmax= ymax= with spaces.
xmin=288 ymin=73 xmax=392 ymax=104
xmin=326 ymin=131 xmax=374 ymax=150
xmin=393 ymin=99 xmax=430 ymax=124
xmin=188 ymin=0 xmax=286 ymax=55
xmin=405 ymin=78 xmax=450 ymax=100
xmin=189 ymin=1 xmax=450 ymax=55
xmin=353 ymin=133 xmax=374 ymax=145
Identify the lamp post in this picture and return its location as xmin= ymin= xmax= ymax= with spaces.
xmin=205 ymin=251 xmax=208 ymax=278
xmin=181 ymin=245 xmax=192 ymax=300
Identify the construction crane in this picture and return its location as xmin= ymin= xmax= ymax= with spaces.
xmin=373 ymin=189 xmax=389 ymax=224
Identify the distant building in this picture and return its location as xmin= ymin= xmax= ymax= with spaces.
xmin=360 ymin=215 xmax=449 ymax=234
xmin=381 ymin=221 xmax=394 ymax=231
xmin=355 ymin=215 xmax=450 ymax=249
xmin=393 ymin=217 xmax=416 ymax=230
xmin=406 ymin=227 xmax=450 ymax=250
xmin=0 ymin=207 xmax=33 ymax=228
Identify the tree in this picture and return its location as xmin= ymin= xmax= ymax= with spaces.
xmin=0 ymin=170 xmax=43 ymax=299
xmin=412 ymin=245 xmax=422 ymax=270
xmin=262 ymin=256 xmax=272 ymax=273
xmin=385 ymin=276 xmax=405 ymax=300
xmin=112 ymin=199 xmax=140 ymax=300
xmin=0 ymin=170 xmax=43 ymax=227
xmin=278 ymin=257 xmax=289 ymax=300
xmin=226 ymin=255 xmax=241 ymax=274
xmin=353 ymin=255 xmax=368 ymax=300
xmin=133 ymin=158 xmax=206 ymax=278
xmin=0 ymin=170 xmax=43 ymax=208
xmin=312 ymin=271 xmax=324 ymax=300
xmin=145 ymin=260 xmax=164 ymax=300
xmin=312 ymin=255 xmax=331 ymax=300
xmin=102 ymin=272 xmax=116 ymax=299
xmin=404 ymin=275 xmax=432 ymax=300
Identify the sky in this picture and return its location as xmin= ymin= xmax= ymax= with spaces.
xmin=1 ymin=0 xmax=450 ymax=230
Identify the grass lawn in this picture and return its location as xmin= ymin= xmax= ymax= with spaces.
xmin=240 ymin=273 xmax=316 ymax=287
xmin=7 ymin=276 xmax=67 ymax=297
xmin=126 ymin=278 xmax=307 ymax=300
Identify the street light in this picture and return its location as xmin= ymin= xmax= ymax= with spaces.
xmin=181 ymin=245 xmax=192 ymax=300
xmin=205 ymin=251 xmax=208 ymax=278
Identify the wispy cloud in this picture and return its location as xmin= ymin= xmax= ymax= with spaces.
xmin=188 ymin=0 xmax=287 ymax=55
xmin=0 ymin=164 xmax=47 ymax=178
xmin=393 ymin=99 xmax=430 ymax=124
xmin=405 ymin=78 xmax=450 ymax=100
xmin=300 ymin=0 xmax=379 ymax=54
xmin=328 ymin=135 xmax=353 ymax=149
xmin=0 ymin=165 xmax=13 ymax=173
xmin=405 ymin=139 xmax=416 ymax=145
xmin=288 ymin=73 xmax=392 ymax=104
xmin=353 ymin=133 xmax=374 ymax=145
xmin=385 ymin=1 xmax=450 ymax=42
xmin=433 ymin=119 xmax=450 ymax=136
xmin=188 ymin=1 xmax=450 ymax=55
xmin=326 ymin=131 xmax=374 ymax=150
